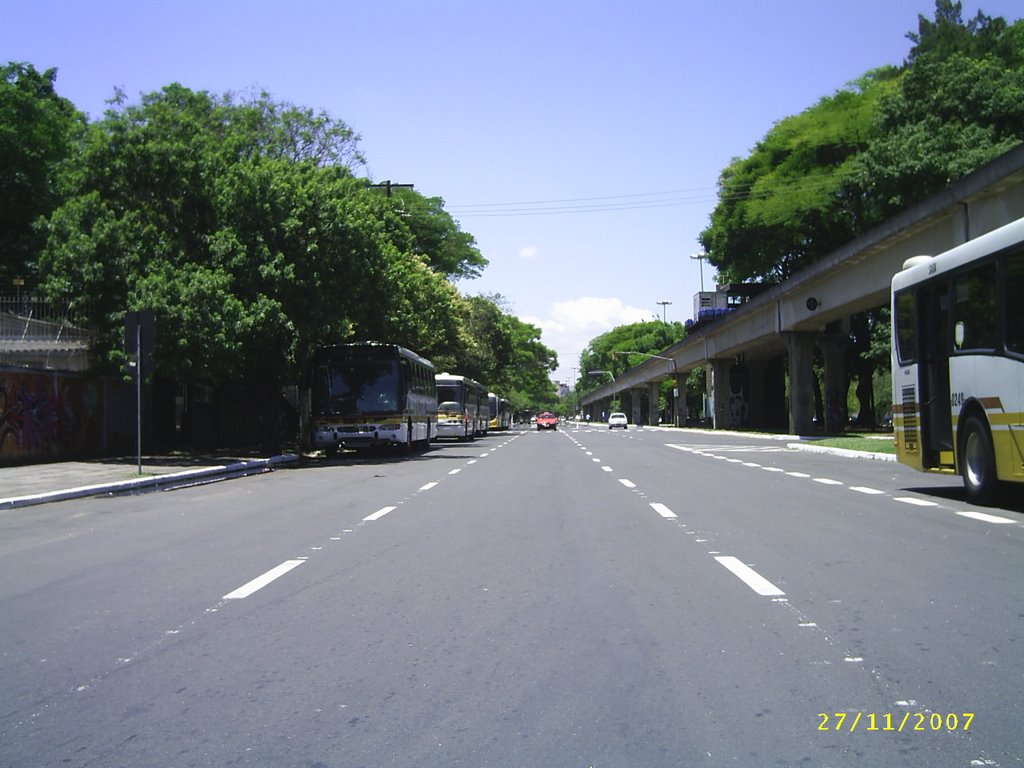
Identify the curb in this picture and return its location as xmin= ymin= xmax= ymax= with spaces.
xmin=0 ymin=454 xmax=300 ymax=510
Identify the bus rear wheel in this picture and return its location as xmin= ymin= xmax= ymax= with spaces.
xmin=961 ymin=415 xmax=998 ymax=505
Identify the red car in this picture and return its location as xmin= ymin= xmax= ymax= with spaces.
xmin=535 ymin=412 xmax=558 ymax=430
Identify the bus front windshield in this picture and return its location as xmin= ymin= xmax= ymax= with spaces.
xmin=436 ymin=384 xmax=464 ymax=411
xmin=314 ymin=360 xmax=400 ymax=416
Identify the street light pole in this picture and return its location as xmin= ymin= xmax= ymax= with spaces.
xmin=690 ymin=253 xmax=706 ymax=293
xmin=656 ymin=300 xmax=672 ymax=323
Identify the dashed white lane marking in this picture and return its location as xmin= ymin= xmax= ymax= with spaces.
xmin=364 ymin=505 xmax=398 ymax=521
xmin=618 ymin=478 xmax=637 ymax=489
xmin=894 ymin=497 xmax=938 ymax=507
xmin=715 ymin=556 xmax=785 ymax=597
xmin=602 ymin=466 xmax=613 ymax=472
xmin=419 ymin=481 xmax=438 ymax=491
xmin=224 ymin=559 xmax=307 ymax=600
xmin=957 ymin=510 xmax=1015 ymax=524
xmin=449 ymin=468 xmax=461 ymax=475
xmin=649 ymin=502 xmax=677 ymax=519
xmin=668 ymin=441 xmax=1021 ymax=528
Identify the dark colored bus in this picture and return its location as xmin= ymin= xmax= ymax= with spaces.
xmin=309 ymin=342 xmax=437 ymax=455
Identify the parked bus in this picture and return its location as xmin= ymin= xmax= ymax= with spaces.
xmin=890 ymin=216 xmax=1024 ymax=503
xmin=435 ymin=373 xmax=487 ymax=440
xmin=488 ymin=392 xmax=512 ymax=430
xmin=309 ymin=342 xmax=437 ymax=455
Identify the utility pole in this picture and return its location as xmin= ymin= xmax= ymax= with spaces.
xmin=369 ymin=180 xmax=415 ymax=197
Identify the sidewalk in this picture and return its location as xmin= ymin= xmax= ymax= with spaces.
xmin=0 ymin=453 xmax=300 ymax=510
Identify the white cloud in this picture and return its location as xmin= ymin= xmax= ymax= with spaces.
xmin=518 ymin=246 xmax=540 ymax=260
xmin=524 ymin=296 xmax=653 ymax=383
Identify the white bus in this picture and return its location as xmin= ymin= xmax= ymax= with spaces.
xmin=891 ymin=216 xmax=1024 ymax=503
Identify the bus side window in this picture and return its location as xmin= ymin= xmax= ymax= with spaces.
xmin=1006 ymin=249 xmax=1024 ymax=355
xmin=954 ymin=262 xmax=997 ymax=351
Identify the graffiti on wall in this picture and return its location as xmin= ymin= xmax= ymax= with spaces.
xmin=0 ymin=370 xmax=103 ymax=461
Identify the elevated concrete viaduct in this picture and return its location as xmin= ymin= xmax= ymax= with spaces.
xmin=580 ymin=144 xmax=1024 ymax=433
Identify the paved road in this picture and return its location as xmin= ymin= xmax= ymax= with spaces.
xmin=1 ymin=425 xmax=1021 ymax=767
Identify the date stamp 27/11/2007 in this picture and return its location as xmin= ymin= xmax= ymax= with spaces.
xmin=818 ymin=712 xmax=974 ymax=733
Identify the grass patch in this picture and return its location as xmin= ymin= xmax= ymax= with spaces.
xmin=810 ymin=434 xmax=896 ymax=454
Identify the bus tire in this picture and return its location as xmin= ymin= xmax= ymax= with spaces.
xmin=961 ymin=414 xmax=998 ymax=505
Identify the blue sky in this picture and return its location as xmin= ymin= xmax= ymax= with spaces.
xmin=5 ymin=0 xmax=1022 ymax=385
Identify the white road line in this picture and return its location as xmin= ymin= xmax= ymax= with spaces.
xmin=448 ymin=468 xmax=462 ymax=475
xmin=715 ymin=556 xmax=785 ymax=597
xmin=763 ymin=467 xmax=785 ymax=473
xmin=602 ymin=466 xmax=613 ymax=472
xmin=786 ymin=471 xmax=810 ymax=478
xmin=849 ymin=486 xmax=884 ymax=495
xmin=813 ymin=478 xmax=843 ymax=486
xmin=419 ymin=481 xmax=438 ymax=491
xmin=224 ymin=559 xmax=306 ymax=600
xmin=649 ymin=502 xmax=677 ymax=519
xmin=364 ymin=505 xmax=398 ymax=521
xmin=619 ymin=478 xmax=637 ymax=489
xmin=894 ymin=497 xmax=938 ymax=507
xmin=957 ymin=510 xmax=1016 ymax=524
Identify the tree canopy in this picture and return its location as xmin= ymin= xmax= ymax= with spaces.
xmin=1 ymin=78 xmax=559 ymax=439
xmin=699 ymin=1 xmax=1024 ymax=285
xmin=0 ymin=63 xmax=84 ymax=282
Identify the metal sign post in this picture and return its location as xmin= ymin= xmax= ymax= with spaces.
xmin=125 ymin=310 xmax=155 ymax=475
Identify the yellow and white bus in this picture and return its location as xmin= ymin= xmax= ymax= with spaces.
xmin=891 ymin=216 xmax=1024 ymax=503
xmin=435 ymin=373 xmax=488 ymax=440
xmin=488 ymin=392 xmax=511 ymax=431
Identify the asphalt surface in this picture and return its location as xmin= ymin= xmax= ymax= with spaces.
xmin=0 ymin=426 xmax=894 ymax=510
xmin=3 ymin=423 xmax=1018 ymax=767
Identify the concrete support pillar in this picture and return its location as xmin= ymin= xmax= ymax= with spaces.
xmin=745 ymin=358 xmax=768 ymax=431
xmin=631 ymin=388 xmax=643 ymax=427
xmin=648 ymin=381 xmax=660 ymax=426
xmin=784 ymin=332 xmax=817 ymax=435
xmin=819 ymin=333 xmax=848 ymax=433
xmin=708 ymin=358 xmax=732 ymax=429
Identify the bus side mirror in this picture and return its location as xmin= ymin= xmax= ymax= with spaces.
xmin=954 ymin=321 xmax=965 ymax=349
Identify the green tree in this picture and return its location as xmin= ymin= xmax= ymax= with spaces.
xmin=699 ymin=70 xmax=896 ymax=284
xmin=389 ymin=188 xmax=488 ymax=280
xmin=577 ymin=320 xmax=685 ymax=393
xmin=37 ymin=83 xmax=472 ymax=449
xmin=0 ymin=62 xmax=84 ymax=282
xmin=858 ymin=10 xmax=1024 ymax=218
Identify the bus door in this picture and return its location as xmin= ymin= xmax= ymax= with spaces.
xmin=918 ymin=282 xmax=953 ymax=466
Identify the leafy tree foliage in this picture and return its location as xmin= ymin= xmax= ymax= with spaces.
xmin=700 ymin=1 xmax=1024 ymax=284
xmin=34 ymin=84 xmax=493 ymax=447
xmin=858 ymin=3 xmax=1024 ymax=218
xmin=700 ymin=70 xmax=897 ymax=284
xmin=0 ymin=63 xmax=84 ymax=282
xmin=577 ymin=320 xmax=685 ymax=394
